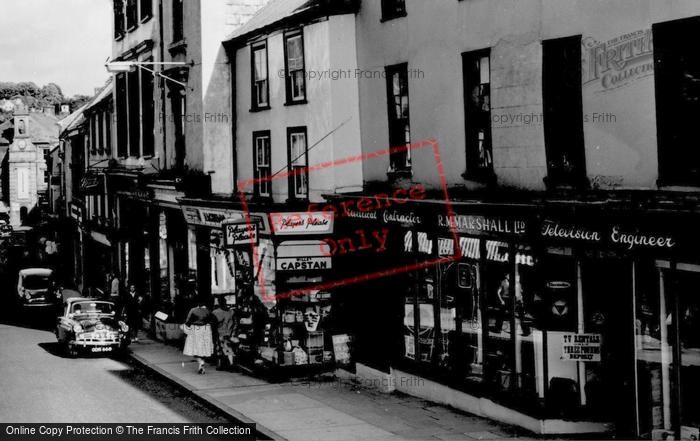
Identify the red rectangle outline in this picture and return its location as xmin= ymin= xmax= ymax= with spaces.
xmin=237 ymin=140 xmax=462 ymax=302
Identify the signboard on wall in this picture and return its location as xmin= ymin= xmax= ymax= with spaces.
xmin=269 ymin=212 xmax=333 ymax=235
xmin=332 ymin=334 xmax=353 ymax=366
xmin=561 ymin=333 xmax=601 ymax=362
xmin=277 ymin=256 xmax=331 ymax=271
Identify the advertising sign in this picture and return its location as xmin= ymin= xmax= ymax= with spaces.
xmin=222 ymin=220 xmax=258 ymax=247
xmin=277 ymin=256 xmax=331 ymax=271
xmin=562 ymin=333 xmax=602 ymax=362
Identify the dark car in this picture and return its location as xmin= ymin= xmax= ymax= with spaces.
xmin=55 ymin=297 xmax=130 ymax=356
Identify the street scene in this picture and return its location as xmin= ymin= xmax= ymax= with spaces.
xmin=2 ymin=0 xmax=700 ymax=440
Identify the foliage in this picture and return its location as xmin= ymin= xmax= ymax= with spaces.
xmin=0 ymin=81 xmax=93 ymax=115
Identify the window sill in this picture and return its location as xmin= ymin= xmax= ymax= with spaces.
xmin=168 ymin=39 xmax=187 ymax=54
xmin=115 ymin=33 xmax=125 ymax=42
xmin=461 ymin=169 xmax=496 ymax=184
xmin=249 ymin=105 xmax=271 ymax=113
xmin=140 ymin=14 xmax=152 ymax=24
xmin=380 ymin=12 xmax=407 ymax=23
xmin=284 ymin=99 xmax=308 ymax=107
xmin=387 ymin=169 xmax=413 ymax=179
xmin=656 ymin=178 xmax=700 ymax=191
xmin=126 ymin=24 xmax=138 ymax=33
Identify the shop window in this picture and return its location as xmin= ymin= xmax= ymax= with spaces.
xmin=253 ymin=131 xmax=271 ymax=198
xmin=172 ymin=0 xmax=184 ymax=43
xmin=462 ymin=49 xmax=493 ymax=180
xmin=386 ymin=63 xmax=411 ymax=172
xmin=287 ymin=127 xmax=308 ymax=200
xmin=542 ymin=35 xmax=586 ymax=187
xmin=251 ymin=42 xmax=269 ymax=110
xmin=653 ymin=17 xmax=700 ymax=186
xmin=284 ymin=31 xmax=306 ymax=103
xmin=381 ymin=0 xmax=406 ymax=22
xmin=158 ymin=211 xmax=169 ymax=308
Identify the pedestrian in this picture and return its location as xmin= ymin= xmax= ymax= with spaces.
xmin=109 ymin=271 xmax=121 ymax=303
xmin=212 ymin=295 xmax=236 ymax=371
xmin=183 ymin=300 xmax=214 ymax=374
xmin=125 ymin=283 xmax=143 ymax=342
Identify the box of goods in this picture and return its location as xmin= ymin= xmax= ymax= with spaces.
xmin=282 ymin=351 xmax=294 ymax=366
xmin=323 ymin=351 xmax=334 ymax=363
xmin=283 ymin=310 xmax=296 ymax=323
xmin=292 ymin=347 xmax=308 ymax=365
xmin=305 ymin=331 xmax=324 ymax=349
xmin=308 ymin=347 xmax=324 ymax=364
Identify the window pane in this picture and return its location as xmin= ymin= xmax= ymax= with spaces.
xmin=287 ymin=36 xmax=303 ymax=70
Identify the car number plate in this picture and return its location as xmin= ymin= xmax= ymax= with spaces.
xmin=91 ymin=347 xmax=113 ymax=353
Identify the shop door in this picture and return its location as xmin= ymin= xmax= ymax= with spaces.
xmin=583 ymin=259 xmax=637 ymax=437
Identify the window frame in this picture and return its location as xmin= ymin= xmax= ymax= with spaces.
xmin=115 ymin=73 xmax=128 ymax=158
xmin=114 ymin=0 xmax=125 ymax=40
xmin=172 ymin=0 xmax=184 ymax=43
xmin=462 ymin=48 xmax=495 ymax=181
xmin=380 ymin=0 xmax=407 ymax=22
xmin=542 ymin=35 xmax=587 ymax=188
xmin=653 ymin=16 xmax=700 ymax=187
xmin=253 ymin=131 xmax=272 ymax=199
xmin=140 ymin=0 xmax=152 ymax=22
xmin=283 ymin=30 xmax=307 ymax=105
xmin=385 ymin=62 xmax=412 ymax=173
xmin=287 ymin=126 xmax=309 ymax=201
xmin=126 ymin=0 xmax=138 ymax=32
xmin=141 ymin=62 xmax=155 ymax=157
xmin=127 ymin=68 xmax=141 ymax=158
xmin=250 ymin=41 xmax=270 ymax=111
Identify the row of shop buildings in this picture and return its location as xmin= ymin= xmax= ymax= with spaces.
xmin=49 ymin=0 xmax=700 ymax=438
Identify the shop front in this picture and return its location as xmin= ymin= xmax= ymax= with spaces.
xmin=179 ymin=201 xmax=339 ymax=374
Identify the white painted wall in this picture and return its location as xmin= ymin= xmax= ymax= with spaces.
xmin=355 ymin=0 xmax=700 ymax=191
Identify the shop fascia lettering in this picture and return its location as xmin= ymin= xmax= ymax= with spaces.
xmin=542 ymin=220 xmax=675 ymax=250
xmin=438 ymin=214 xmax=526 ymax=235
xmin=277 ymin=257 xmax=330 ymax=271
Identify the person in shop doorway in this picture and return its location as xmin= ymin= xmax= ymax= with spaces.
xmin=124 ymin=284 xmax=143 ymax=342
xmin=109 ymin=271 xmax=121 ymax=303
xmin=212 ymin=295 xmax=236 ymax=371
xmin=183 ymin=299 xmax=215 ymax=374
xmin=493 ymin=273 xmax=531 ymax=336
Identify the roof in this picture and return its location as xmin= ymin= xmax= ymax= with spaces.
xmin=19 ymin=268 xmax=53 ymax=277
xmin=224 ymin=0 xmax=316 ymax=43
xmin=58 ymin=103 xmax=89 ymax=136
xmin=26 ymin=112 xmax=59 ymax=144
xmin=84 ymin=81 xmax=113 ymax=113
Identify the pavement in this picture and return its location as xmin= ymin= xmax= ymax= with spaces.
xmin=128 ymin=332 xmax=541 ymax=441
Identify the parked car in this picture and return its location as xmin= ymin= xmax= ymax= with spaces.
xmin=55 ymin=297 xmax=130 ymax=356
xmin=16 ymin=268 xmax=56 ymax=307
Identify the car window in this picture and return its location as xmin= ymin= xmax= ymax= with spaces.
xmin=23 ymin=275 xmax=50 ymax=290
xmin=72 ymin=302 xmax=114 ymax=315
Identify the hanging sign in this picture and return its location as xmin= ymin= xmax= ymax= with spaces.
xmin=332 ymin=334 xmax=353 ymax=366
xmin=222 ymin=220 xmax=258 ymax=247
xmin=562 ymin=333 xmax=601 ymax=362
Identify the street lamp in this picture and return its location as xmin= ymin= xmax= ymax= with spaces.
xmin=105 ymin=60 xmax=193 ymax=89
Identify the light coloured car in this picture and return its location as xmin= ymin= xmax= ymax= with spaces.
xmin=16 ymin=268 xmax=55 ymax=307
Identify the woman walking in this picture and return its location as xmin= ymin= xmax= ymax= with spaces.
xmin=183 ymin=300 xmax=214 ymax=374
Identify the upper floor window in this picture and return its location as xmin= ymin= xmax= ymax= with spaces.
xmin=654 ymin=16 xmax=700 ymax=186
xmin=142 ymin=65 xmax=155 ymax=157
xmin=172 ymin=0 xmax=184 ymax=43
xmin=284 ymin=31 xmax=306 ymax=103
xmin=463 ymin=49 xmax=493 ymax=180
xmin=381 ymin=0 xmax=406 ymax=22
xmin=114 ymin=0 xmax=125 ymax=40
xmin=287 ymin=127 xmax=308 ymax=200
xmin=385 ymin=63 xmax=411 ymax=172
xmin=105 ymin=111 xmax=112 ymax=156
xmin=115 ymin=73 xmax=128 ymax=157
xmin=253 ymin=131 xmax=271 ymax=198
xmin=90 ymin=115 xmax=98 ymax=156
xmin=126 ymin=0 xmax=138 ymax=31
xmin=140 ymin=0 xmax=152 ymax=22
xmin=97 ymin=112 xmax=105 ymax=155
xmin=542 ymin=35 xmax=586 ymax=187
xmin=127 ymin=69 xmax=141 ymax=157
xmin=251 ymin=42 xmax=269 ymax=110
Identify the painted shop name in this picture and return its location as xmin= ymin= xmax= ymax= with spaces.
xmin=438 ymin=214 xmax=526 ymax=235
xmin=541 ymin=221 xmax=675 ymax=250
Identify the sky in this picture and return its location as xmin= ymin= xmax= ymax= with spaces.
xmin=0 ymin=0 xmax=112 ymax=97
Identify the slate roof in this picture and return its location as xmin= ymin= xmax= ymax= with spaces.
xmin=27 ymin=112 xmax=59 ymax=144
xmin=224 ymin=0 xmax=318 ymax=43
xmin=84 ymin=81 xmax=113 ymax=113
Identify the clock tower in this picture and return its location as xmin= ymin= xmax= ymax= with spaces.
xmin=9 ymin=104 xmax=38 ymax=227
